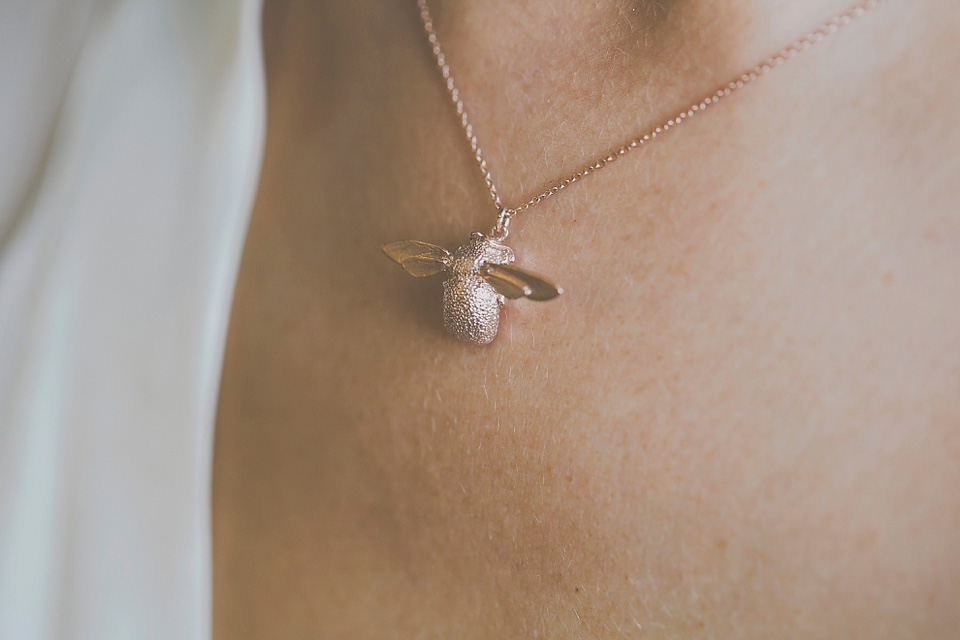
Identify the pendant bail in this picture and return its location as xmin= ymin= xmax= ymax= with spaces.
xmin=490 ymin=207 xmax=512 ymax=241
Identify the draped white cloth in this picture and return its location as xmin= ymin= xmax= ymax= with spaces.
xmin=0 ymin=1 xmax=265 ymax=637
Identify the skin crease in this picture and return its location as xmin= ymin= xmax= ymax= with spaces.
xmin=213 ymin=0 xmax=960 ymax=637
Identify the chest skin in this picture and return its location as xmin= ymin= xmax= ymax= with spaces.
xmin=213 ymin=2 xmax=960 ymax=638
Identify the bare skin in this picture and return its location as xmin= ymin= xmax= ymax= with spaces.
xmin=213 ymin=1 xmax=960 ymax=637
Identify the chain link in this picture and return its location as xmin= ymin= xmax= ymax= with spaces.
xmin=417 ymin=0 xmax=884 ymax=223
xmin=418 ymin=0 xmax=503 ymax=211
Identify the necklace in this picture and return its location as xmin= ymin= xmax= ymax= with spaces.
xmin=384 ymin=0 xmax=883 ymax=345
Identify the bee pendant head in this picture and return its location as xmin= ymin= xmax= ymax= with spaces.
xmin=382 ymin=232 xmax=562 ymax=345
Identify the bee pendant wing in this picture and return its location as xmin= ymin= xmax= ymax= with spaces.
xmin=480 ymin=263 xmax=563 ymax=301
xmin=382 ymin=240 xmax=451 ymax=277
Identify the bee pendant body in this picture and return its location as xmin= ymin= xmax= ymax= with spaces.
xmin=442 ymin=234 xmax=514 ymax=344
xmin=383 ymin=232 xmax=562 ymax=345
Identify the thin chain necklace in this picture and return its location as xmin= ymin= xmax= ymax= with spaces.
xmin=384 ymin=0 xmax=884 ymax=345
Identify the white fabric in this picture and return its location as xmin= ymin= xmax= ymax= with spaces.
xmin=0 ymin=1 xmax=265 ymax=637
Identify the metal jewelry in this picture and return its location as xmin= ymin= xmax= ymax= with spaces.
xmin=384 ymin=0 xmax=884 ymax=345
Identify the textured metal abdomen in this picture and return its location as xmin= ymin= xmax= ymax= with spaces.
xmin=442 ymin=274 xmax=502 ymax=345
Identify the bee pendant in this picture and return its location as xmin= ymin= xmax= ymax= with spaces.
xmin=382 ymin=232 xmax=562 ymax=345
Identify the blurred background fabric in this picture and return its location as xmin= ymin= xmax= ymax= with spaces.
xmin=0 ymin=0 xmax=265 ymax=637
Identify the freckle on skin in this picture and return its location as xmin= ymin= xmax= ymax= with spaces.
xmin=857 ymin=530 xmax=877 ymax=549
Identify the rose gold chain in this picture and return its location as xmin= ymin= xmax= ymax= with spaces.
xmin=417 ymin=0 xmax=883 ymax=238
